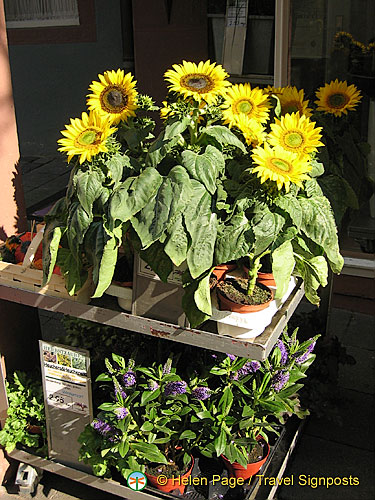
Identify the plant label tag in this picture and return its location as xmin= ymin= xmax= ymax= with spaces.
xmin=39 ymin=341 xmax=93 ymax=470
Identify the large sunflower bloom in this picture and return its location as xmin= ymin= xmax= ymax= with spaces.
xmin=315 ymin=79 xmax=362 ymax=117
xmin=251 ymin=143 xmax=311 ymax=192
xmin=222 ymin=83 xmax=271 ymax=126
xmin=279 ymin=86 xmax=312 ymax=117
xmin=234 ymin=114 xmax=267 ymax=147
xmin=87 ymin=69 xmax=138 ymax=124
xmin=58 ymin=111 xmax=116 ymax=164
xmin=164 ymin=60 xmax=230 ymax=104
xmin=268 ymin=112 xmax=324 ymax=158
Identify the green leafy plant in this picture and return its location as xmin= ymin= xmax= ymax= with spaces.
xmin=0 ymin=371 xmax=47 ymax=456
xmin=79 ymin=326 xmax=318 ymax=478
xmin=79 ymin=354 xmax=205 ymax=480
xmin=43 ymin=62 xmax=345 ymax=328
xmin=196 ymin=329 xmax=317 ymax=467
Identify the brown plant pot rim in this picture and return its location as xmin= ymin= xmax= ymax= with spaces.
xmin=112 ymin=280 xmax=133 ymax=288
xmin=212 ymin=263 xmax=237 ymax=282
xmin=221 ymin=437 xmax=270 ymax=479
xmin=145 ymin=455 xmax=194 ymax=494
xmin=242 ymin=265 xmax=276 ymax=287
xmin=27 ymin=424 xmax=43 ymax=434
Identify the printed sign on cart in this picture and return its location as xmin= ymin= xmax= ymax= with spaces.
xmin=40 ymin=342 xmax=90 ymax=415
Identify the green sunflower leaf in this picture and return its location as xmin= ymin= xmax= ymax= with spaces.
xmin=201 ymin=125 xmax=247 ymax=153
xmin=181 ymin=145 xmax=224 ymax=195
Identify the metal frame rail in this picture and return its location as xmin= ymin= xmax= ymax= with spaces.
xmin=0 ymin=281 xmax=304 ymax=361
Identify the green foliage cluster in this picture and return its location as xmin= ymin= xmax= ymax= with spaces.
xmin=314 ymin=112 xmax=373 ymax=225
xmin=78 ymin=327 xmax=317 ymax=478
xmin=43 ymin=88 xmax=343 ymax=328
xmin=0 ymin=371 xmax=47 ymax=455
xmin=42 ymin=64 xmax=348 ymax=328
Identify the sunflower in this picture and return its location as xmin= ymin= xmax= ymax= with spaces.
xmin=264 ymin=85 xmax=287 ymax=96
xmin=58 ymin=111 xmax=116 ymax=164
xmin=315 ymin=79 xmax=362 ymax=117
xmin=268 ymin=112 xmax=324 ymax=158
xmin=278 ymin=86 xmax=312 ymax=117
xmin=87 ymin=69 xmax=138 ymax=124
xmin=251 ymin=143 xmax=311 ymax=192
xmin=234 ymin=114 xmax=267 ymax=147
xmin=164 ymin=60 xmax=230 ymax=104
xmin=222 ymin=83 xmax=271 ymax=126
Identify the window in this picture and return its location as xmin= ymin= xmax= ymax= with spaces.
xmin=4 ymin=0 xmax=79 ymax=28
xmin=5 ymin=0 xmax=96 ymax=44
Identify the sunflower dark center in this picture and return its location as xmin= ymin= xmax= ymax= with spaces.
xmin=181 ymin=73 xmax=214 ymax=93
xmin=238 ymin=100 xmax=253 ymax=114
xmin=78 ymin=129 xmax=99 ymax=146
xmin=107 ymin=90 xmax=124 ymax=107
xmin=270 ymin=158 xmax=291 ymax=172
xmin=285 ymin=132 xmax=303 ymax=147
xmin=328 ymin=92 xmax=348 ymax=108
xmin=101 ymin=85 xmax=128 ymax=112
xmin=284 ymin=103 xmax=299 ymax=113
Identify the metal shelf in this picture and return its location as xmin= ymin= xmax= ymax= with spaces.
xmin=9 ymin=418 xmax=305 ymax=500
xmin=0 ymin=281 xmax=304 ymax=360
xmin=9 ymin=449 xmax=157 ymax=500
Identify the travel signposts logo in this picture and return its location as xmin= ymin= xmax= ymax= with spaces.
xmin=127 ymin=471 xmax=147 ymax=491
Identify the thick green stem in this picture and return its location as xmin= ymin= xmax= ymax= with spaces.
xmin=246 ymin=250 xmax=271 ymax=296
xmin=188 ymin=106 xmax=199 ymax=144
xmin=247 ymin=256 xmax=261 ymax=296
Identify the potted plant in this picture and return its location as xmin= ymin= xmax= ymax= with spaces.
xmin=0 ymin=371 xmax=47 ymax=456
xmin=79 ymin=353 xmax=205 ymax=493
xmin=43 ymin=62 xmax=345 ymax=330
xmin=42 ymin=70 xmax=159 ymax=299
xmin=198 ymin=328 xmax=318 ymax=479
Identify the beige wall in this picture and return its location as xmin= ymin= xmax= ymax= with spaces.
xmin=0 ymin=0 xmax=27 ymax=240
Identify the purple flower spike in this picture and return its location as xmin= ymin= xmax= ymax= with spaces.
xmin=236 ymin=360 xmax=261 ymax=378
xmin=123 ymin=370 xmax=136 ymax=387
xmin=113 ymin=377 xmax=126 ymax=400
xmin=162 ymin=359 xmax=172 ymax=375
xmin=164 ymin=380 xmax=187 ymax=396
xmin=226 ymin=353 xmax=236 ymax=361
xmin=294 ymin=340 xmax=316 ymax=364
xmin=114 ymin=407 xmax=129 ymax=420
xmin=115 ymin=387 xmax=127 ymax=400
xmin=272 ymin=370 xmax=290 ymax=392
xmin=192 ymin=387 xmax=211 ymax=401
xmin=149 ymin=380 xmax=160 ymax=392
xmin=92 ymin=419 xmax=114 ymax=436
xmin=276 ymin=340 xmax=288 ymax=366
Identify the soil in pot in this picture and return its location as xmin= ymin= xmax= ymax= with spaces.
xmin=209 ymin=273 xmax=218 ymax=290
xmin=146 ymin=455 xmax=194 ymax=494
xmin=217 ymin=277 xmax=273 ymax=313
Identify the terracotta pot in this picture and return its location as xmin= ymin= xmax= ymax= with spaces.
xmin=112 ymin=280 xmax=133 ymax=288
xmin=257 ymin=272 xmax=276 ymax=287
xmin=243 ymin=265 xmax=276 ymax=288
xmin=145 ymin=455 xmax=194 ymax=494
xmin=212 ymin=263 xmax=237 ymax=282
xmin=217 ymin=281 xmax=273 ymax=313
xmin=27 ymin=424 xmax=43 ymax=435
xmin=222 ymin=438 xmax=270 ymax=480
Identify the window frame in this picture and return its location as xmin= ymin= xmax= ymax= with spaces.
xmin=6 ymin=0 xmax=96 ymax=45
